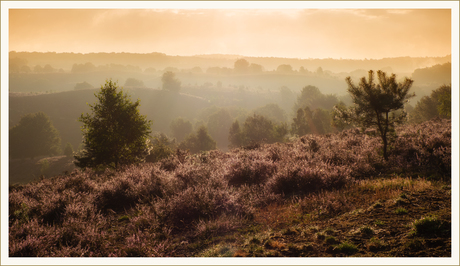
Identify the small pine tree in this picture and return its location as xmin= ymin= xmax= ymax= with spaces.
xmin=334 ymin=70 xmax=414 ymax=160
xmin=74 ymin=80 xmax=152 ymax=169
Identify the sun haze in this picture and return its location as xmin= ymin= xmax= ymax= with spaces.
xmin=8 ymin=8 xmax=451 ymax=59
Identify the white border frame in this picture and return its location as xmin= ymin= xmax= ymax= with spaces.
xmin=2 ymin=1 xmax=458 ymax=265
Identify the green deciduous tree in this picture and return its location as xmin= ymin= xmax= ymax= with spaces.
xmin=294 ymin=85 xmax=339 ymax=112
xmin=207 ymin=108 xmax=233 ymax=150
xmin=145 ymin=133 xmax=176 ymax=163
xmin=436 ymin=85 xmax=451 ymax=118
xmin=291 ymin=107 xmax=333 ymax=136
xmin=331 ymin=102 xmax=353 ymax=131
xmin=312 ymin=108 xmax=333 ymax=134
xmin=243 ymin=114 xmax=275 ymax=145
xmin=410 ymin=84 xmax=451 ymax=123
xmin=234 ymin=59 xmax=249 ymax=74
xmin=253 ymin=103 xmax=287 ymax=124
xmin=228 ymin=120 xmax=245 ymax=149
xmin=74 ymin=81 xmax=94 ymax=90
xmin=124 ymin=78 xmax=145 ymax=88
xmin=291 ymin=107 xmax=313 ymax=137
xmin=334 ymin=70 xmax=414 ymax=160
xmin=179 ymin=125 xmax=216 ymax=154
xmin=74 ymin=80 xmax=152 ymax=169
xmin=228 ymin=114 xmax=288 ymax=148
xmin=9 ymin=112 xmax=62 ymax=159
xmin=161 ymin=71 xmax=181 ymax=92
xmin=276 ymin=64 xmax=293 ymax=73
xmin=170 ymin=117 xmax=193 ymax=142
xmin=409 ymin=96 xmax=437 ymax=123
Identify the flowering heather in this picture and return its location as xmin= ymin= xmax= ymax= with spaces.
xmin=9 ymin=118 xmax=451 ymax=256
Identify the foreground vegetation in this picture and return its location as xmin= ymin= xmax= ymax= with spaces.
xmin=9 ymin=118 xmax=451 ymax=257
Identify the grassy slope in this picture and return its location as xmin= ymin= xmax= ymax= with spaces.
xmin=210 ymin=178 xmax=451 ymax=257
xmin=8 ymin=119 xmax=451 ymax=257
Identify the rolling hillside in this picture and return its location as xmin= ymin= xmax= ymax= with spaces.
xmin=9 ymin=118 xmax=451 ymax=257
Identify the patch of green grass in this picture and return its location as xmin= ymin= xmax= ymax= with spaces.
xmin=395 ymin=197 xmax=408 ymax=205
xmin=359 ymin=225 xmax=374 ymax=236
xmin=316 ymin=232 xmax=326 ymax=240
xmin=335 ymin=242 xmax=358 ymax=255
xmin=323 ymin=227 xmax=335 ymax=235
xmin=412 ymin=215 xmax=449 ymax=237
xmin=309 ymin=226 xmax=320 ymax=233
xmin=281 ymin=227 xmax=298 ymax=236
xmin=394 ymin=207 xmax=408 ymax=215
xmin=372 ymin=201 xmax=383 ymax=208
xmin=441 ymin=184 xmax=451 ymax=190
xmin=374 ymin=219 xmax=384 ymax=226
xmin=248 ymin=236 xmax=262 ymax=245
xmin=200 ymin=243 xmax=236 ymax=257
xmin=13 ymin=203 xmax=30 ymax=223
xmin=404 ymin=239 xmax=423 ymax=251
xmin=117 ymin=215 xmax=130 ymax=222
xmin=248 ymin=245 xmax=265 ymax=256
xmin=351 ymin=208 xmax=364 ymax=215
xmin=325 ymin=235 xmax=337 ymax=245
xmin=367 ymin=237 xmax=383 ymax=252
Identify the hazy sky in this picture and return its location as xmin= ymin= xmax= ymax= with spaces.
xmin=8 ymin=6 xmax=453 ymax=59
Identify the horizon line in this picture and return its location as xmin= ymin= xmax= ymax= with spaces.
xmin=8 ymin=51 xmax=453 ymax=61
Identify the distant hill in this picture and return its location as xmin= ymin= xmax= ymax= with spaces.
xmin=412 ymin=62 xmax=451 ymax=85
xmin=10 ymin=51 xmax=450 ymax=74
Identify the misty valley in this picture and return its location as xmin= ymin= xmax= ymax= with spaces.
xmin=8 ymin=52 xmax=452 ymax=257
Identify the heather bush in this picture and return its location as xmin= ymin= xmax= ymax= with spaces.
xmin=159 ymin=155 xmax=181 ymax=171
xmin=61 ymin=173 xmax=96 ymax=193
xmin=95 ymin=176 xmax=138 ymax=213
xmin=9 ymin=219 xmax=49 ymax=256
xmin=224 ymin=153 xmax=277 ymax=187
xmin=40 ymin=195 xmax=68 ymax=225
xmin=236 ymin=184 xmax=283 ymax=208
xmin=158 ymin=148 xmax=189 ymax=171
xmin=155 ymin=184 xmax=251 ymax=231
xmin=174 ymin=163 xmax=214 ymax=189
xmin=135 ymin=166 xmax=174 ymax=202
xmin=267 ymin=161 xmax=351 ymax=197
xmin=390 ymin=118 xmax=451 ymax=179
xmin=93 ymin=164 xmax=173 ymax=212
xmin=319 ymin=130 xmax=382 ymax=178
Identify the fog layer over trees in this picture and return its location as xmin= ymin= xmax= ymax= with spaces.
xmin=9 ymin=52 xmax=451 ymax=169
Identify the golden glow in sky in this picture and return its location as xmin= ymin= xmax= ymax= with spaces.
xmin=8 ymin=5 xmax=453 ymax=59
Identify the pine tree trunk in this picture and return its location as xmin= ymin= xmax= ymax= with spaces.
xmin=382 ymin=134 xmax=388 ymax=161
